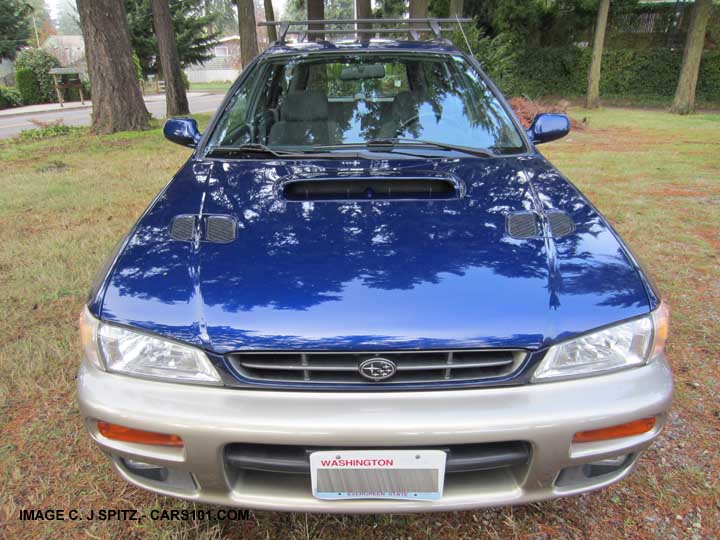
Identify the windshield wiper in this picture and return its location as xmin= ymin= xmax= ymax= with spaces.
xmin=205 ymin=144 xmax=364 ymax=160
xmin=205 ymin=143 xmax=302 ymax=158
xmin=365 ymin=138 xmax=497 ymax=158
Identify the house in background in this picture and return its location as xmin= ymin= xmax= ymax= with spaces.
xmin=42 ymin=35 xmax=86 ymax=67
xmin=184 ymin=35 xmax=242 ymax=83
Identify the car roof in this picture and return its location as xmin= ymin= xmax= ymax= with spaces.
xmin=262 ymin=39 xmax=462 ymax=57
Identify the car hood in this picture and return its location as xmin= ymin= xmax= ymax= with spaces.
xmin=99 ymin=155 xmax=653 ymax=353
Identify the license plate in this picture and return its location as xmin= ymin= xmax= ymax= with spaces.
xmin=310 ymin=450 xmax=446 ymax=500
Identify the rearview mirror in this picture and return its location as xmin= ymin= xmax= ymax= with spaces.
xmin=163 ymin=118 xmax=202 ymax=148
xmin=340 ymin=65 xmax=386 ymax=80
xmin=527 ymin=113 xmax=570 ymax=145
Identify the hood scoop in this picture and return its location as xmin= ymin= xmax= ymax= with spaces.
xmin=506 ymin=210 xmax=575 ymax=239
xmin=169 ymin=214 xmax=237 ymax=243
xmin=279 ymin=176 xmax=463 ymax=202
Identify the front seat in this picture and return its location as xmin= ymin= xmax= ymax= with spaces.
xmin=269 ymin=91 xmax=334 ymax=146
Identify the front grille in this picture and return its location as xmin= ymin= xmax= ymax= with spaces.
xmin=226 ymin=349 xmax=526 ymax=386
xmin=225 ymin=441 xmax=531 ymax=475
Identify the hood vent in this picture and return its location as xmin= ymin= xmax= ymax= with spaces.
xmin=506 ymin=211 xmax=539 ymax=239
xmin=546 ymin=210 xmax=575 ymax=237
xmin=506 ymin=210 xmax=575 ymax=239
xmin=169 ymin=214 xmax=237 ymax=243
xmin=169 ymin=215 xmax=196 ymax=241
xmin=280 ymin=177 xmax=461 ymax=201
xmin=206 ymin=215 xmax=237 ymax=243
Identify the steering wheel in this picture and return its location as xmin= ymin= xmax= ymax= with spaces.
xmin=222 ymin=123 xmax=253 ymax=146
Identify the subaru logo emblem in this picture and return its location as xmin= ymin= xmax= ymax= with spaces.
xmin=359 ymin=357 xmax=397 ymax=381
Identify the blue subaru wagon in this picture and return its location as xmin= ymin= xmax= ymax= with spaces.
xmin=78 ymin=22 xmax=672 ymax=512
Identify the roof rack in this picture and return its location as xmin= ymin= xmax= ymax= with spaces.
xmin=258 ymin=18 xmax=472 ymax=44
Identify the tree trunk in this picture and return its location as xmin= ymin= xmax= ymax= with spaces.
xmin=409 ymin=0 xmax=428 ymax=35
xmin=449 ymin=0 xmax=463 ymax=18
xmin=152 ymin=0 xmax=189 ymax=117
xmin=236 ymin=0 xmax=258 ymax=69
xmin=671 ymin=0 xmax=712 ymax=114
xmin=307 ymin=0 xmax=325 ymax=41
xmin=264 ymin=0 xmax=277 ymax=43
xmin=355 ymin=0 xmax=372 ymax=33
xmin=585 ymin=0 xmax=610 ymax=109
xmin=76 ymin=0 xmax=149 ymax=134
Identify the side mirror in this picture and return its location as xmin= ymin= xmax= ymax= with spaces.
xmin=163 ymin=118 xmax=202 ymax=148
xmin=527 ymin=113 xmax=570 ymax=145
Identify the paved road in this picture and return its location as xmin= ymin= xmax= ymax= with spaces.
xmin=0 ymin=92 xmax=226 ymax=139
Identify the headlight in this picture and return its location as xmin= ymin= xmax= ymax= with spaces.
xmin=79 ymin=307 xmax=222 ymax=385
xmin=79 ymin=306 xmax=104 ymax=370
xmin=533 ymin=302 xmax=669 ymax=382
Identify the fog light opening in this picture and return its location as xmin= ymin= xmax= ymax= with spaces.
xmin=556 ymin=453 xmax=633 ymax=487
xmin=121 ymin=458 xmax=169 ymax=482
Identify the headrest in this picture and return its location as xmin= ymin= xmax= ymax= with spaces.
xmin=282 ymin=91 xmax=329 ymax=122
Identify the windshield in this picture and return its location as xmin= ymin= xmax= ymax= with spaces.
xmin=206 ymin=52 xmax=526 ymax=155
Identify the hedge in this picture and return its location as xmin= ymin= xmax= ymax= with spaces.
xmin=0 ymin=86 xmax=22 ymax=109
xmin=15 ymin=68 xmax=42 ymax=105
xmin=14 ymin=48 xmax=60 ymax=104
xmin=486 ymin=46 xmax=720 ymax=103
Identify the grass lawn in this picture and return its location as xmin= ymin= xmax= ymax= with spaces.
xmin=190 ymin=81 xmax=233 ymax=92
xmin=1 ymin=108 xmax=718 ymax=539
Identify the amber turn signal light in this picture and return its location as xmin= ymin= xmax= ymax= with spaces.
xmin=572 ymin=417 xmax=656 ymax=443
xmin=97 ymin=421 xmax=183 ymax=447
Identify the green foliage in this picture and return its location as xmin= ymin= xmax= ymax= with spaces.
xmin=14 ymin=48 xmax=60 ymax=103
xmin=132 ymin=51 xmax=143 ymax=80
xmin=476 ymin=42 xmax=720 ymax=103
xmin=182 ymin=70 xmax=190 ymax=90
xmin=373 ymin=0 xmax=406 ymax=19
xmin=15 ymin=67 xmax=41 ymax=104
xmin=16 ymin=123 xmax=84 ymax=142
xmin=126 ymin=0 xmax=220 ymax=76
xmin=0 ymin=0 xmax=32 ymax=60
xmin=0 ymin=85 xmax=22 ymax=108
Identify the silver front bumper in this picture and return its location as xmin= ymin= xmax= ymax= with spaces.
xmin=77 ymin=356 xmax=673 ymax=513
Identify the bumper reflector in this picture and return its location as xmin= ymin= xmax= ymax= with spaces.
xmin=573 ymin=417 xmax=655 ymax=443
xmin=97 ymin=421 xmax=183 ymax=447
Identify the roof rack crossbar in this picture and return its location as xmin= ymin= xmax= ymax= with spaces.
xmin=258 ymin=18 xmax=472 ymax=44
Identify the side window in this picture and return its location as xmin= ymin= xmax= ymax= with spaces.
xmin=207 ymin=67 xmax=263 ymax=147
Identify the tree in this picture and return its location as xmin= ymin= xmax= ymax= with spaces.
xmin=374 ymin=0 xmax=406 ymax=19
xmin=585 ymin=0 xmax=610 ymax=109
xmin=307 ymin=0 xmax=324 ymax=41
xmin=264 ymin=0 xmax=277 ymax=42
xmin=0 ymin=0 xmax=32 ymax=60
xmin=409 ymin=0 xmax=429 ymax=33
xmin=235 ymin=0 xmax=258 ymax=68
xmin=127 ymin=0 xmax=219 ymax=77
xmin=449 ymin=0 xmax=462 ymax=18
xmin=355 ymin=0 xmax=371 ymax=32
xmin=76 ymin=0 xmax=150 ymax=133
xmin=201 ymin=0 xmax=237 ymax=35
xmin=56 ymin=1 xmax=81 ymax=35
xmin=152 ymin=0 xmax=189 ymax=116
xmin=671 ymin=0 xmax=712 ymax=115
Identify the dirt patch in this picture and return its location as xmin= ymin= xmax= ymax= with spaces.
xmin=695 ymin=226 xmax=720 ymax=250
xmin=508 ymin=96 xmax=587 ymax=130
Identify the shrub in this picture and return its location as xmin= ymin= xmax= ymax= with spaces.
xmin=14 ymin=48 xmax=61 ymax=104
xmin=15 ymin=68 xmax=42 ymax=105
xmin=0 ymin=86 xmax=22 ymax=109
xmin=181 ymin=70 xmax=190 ymax=91
xmin=16 ymin=123 xmax=84 ymax=142
xmin=478 ymin=43 xmax=720 ymax=104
